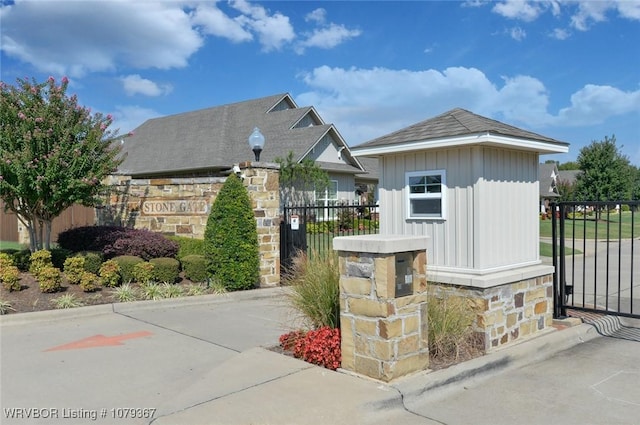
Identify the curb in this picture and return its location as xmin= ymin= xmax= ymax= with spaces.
xmin=390 ymin=322 xmax=601 ymax=404
xmin=0 ymin=286 xmax=288 ymax=326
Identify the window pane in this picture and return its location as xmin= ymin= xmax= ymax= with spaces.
xmin=426 ymin=184 xmax=441 ymax=194
xmin=410 ymin=185 xmax=425 ymax=194
xmin=409 ymin=176 xmax=425 ymax=186
xmin=411 ymin=199 xmax=441 ymax=217
xmin=426 ymin=175 xmax=441 ymax=184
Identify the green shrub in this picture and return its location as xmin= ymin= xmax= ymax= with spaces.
xmin=29 ymin=249 xmax=53 ymax=278
xmin=50 ymin=248 xmax=72 ymax=269
xmin=78 ymin=251 xmax=103 ymax=274
xmin=112 ymin=255 xmax=144 ymax=284
xmin=132 ymin=262 xmax=155 ymax=284
xmin=168 ymin=236 xmax=205 ymax=259
xmin=0 ymin=252 xmax=14 ymax=268
xmin=79 ymin=271 xmax=100 ymax=292
xmin=63 ymin=256 xmax=86 ymax=285
xmin=204 ymin=173 xmax=259 ymax=291
xmin=99 ymin=259 xmax=121 ymax=288
xmin=37 ymin=266 xmax=62 ymax=293
xmin=282 ymin=249 xmax=340 ymax=329
xmin=181 ymin=255 xmax=208 ymax=283
xmin=149 ymin=257 xmax=180 ymax=283
xmin=12 ymin=249 xmax=31 ymax=272
xmin=1 ymin=265 xmax=21 ymax=292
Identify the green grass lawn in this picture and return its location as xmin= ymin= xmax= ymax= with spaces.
xmin=0 ymin=241 xmax=27 ymax=251
xmin=540 ymin=211 xmax=639 ymax=239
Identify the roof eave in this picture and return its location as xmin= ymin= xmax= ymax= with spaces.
xmin=352 ymin=133 xmax=569 ymax=157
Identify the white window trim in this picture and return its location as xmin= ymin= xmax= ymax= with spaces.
xmin=405 ymin=169 xmax=446 ymax=220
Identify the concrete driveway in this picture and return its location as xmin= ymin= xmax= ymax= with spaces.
xmin=2 ymin=287 xmax=640 ymax=425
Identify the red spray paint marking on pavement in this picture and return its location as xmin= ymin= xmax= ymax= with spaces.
xmin=44 ymin=331 xmax=153 ymax=351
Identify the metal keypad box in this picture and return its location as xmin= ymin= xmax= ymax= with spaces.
xmin=395 ymin=252 xmax=413 ymax=297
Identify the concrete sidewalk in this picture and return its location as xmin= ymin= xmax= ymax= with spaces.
xmin=2 ymin=289 xmax=639 ymax=425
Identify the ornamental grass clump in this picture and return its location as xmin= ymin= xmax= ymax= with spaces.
xmin=427 ymin=290 xmax=483 ymax=366
xmin=282 ymin=249 xmax=340 ymax=330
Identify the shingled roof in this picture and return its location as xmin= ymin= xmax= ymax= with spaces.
xmin=117 ymin=93 xmax=363 ymax=176
xmin=352 ymin=108 xmax=569 ymax=155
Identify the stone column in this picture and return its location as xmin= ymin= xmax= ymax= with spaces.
xmin=334 ymin=235 xmax=429 ymax=382
xmin=240 ymin=162 xmax=280 ymax=287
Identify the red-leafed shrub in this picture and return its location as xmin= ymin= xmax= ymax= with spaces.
xmin=280 ymin=327 xmax=341 ymax=371
xmin=279 ymin=330 xmax=306 ymax=352
xmin=57 ymin=226 xmax=127 ymax=253
xmin=57 ymin=226 xmax=178 ymax=260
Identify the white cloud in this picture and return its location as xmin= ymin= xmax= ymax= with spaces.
xmin=295 ymin=8 xmax=361 ymax=54
xmin=296 ymin=24 xmax=362 ymax=54
xmin=191 ymin=3 xmax=253 ymax=43
xmin=231 ymin=0 xmax=295 ymax=52
xmin=509 ymin=26 xmax=527 ymax=41
xmin=305 ymin=8 xmax=327 ymax=24
xmin=556 ymin=85 xmax=640 ymax=125
xmin=492 ymin=0 xmax=545 ymax=22
xmin=296 ymin=65 xmax=639 ymax=146
xmin=489 ymin=1 xmax=640 ymax=32
xmin=550 ymin=28 xmax=571 ymax=40
xmin=0 ymin=0 xmax=203 ymax=78
xmin=120 ymin=75 xmax=172 ymax=97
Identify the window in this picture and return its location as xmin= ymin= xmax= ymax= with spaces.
xmin=315 ymin=180 xmax=338 ymax=207
xmin=406 ymin=170 xmax=446 ymax=219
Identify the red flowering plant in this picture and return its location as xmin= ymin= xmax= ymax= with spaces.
xmin=279 ymin=327 xmax=341 ymax=371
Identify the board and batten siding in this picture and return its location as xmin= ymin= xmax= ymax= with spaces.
xmin=378 ymin=146 xmax=539 ymax=273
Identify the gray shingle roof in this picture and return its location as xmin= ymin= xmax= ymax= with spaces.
xmin=117 ymin=93 xmax=349 ymax=176
xmin=355 ymin=108 xmax=568 ymax=150
xmin=539 ymin=163 xmax=560 ymax=198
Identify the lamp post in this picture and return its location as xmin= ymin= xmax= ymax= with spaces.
xmin=248 ymin=127 xmax=265 ymax=161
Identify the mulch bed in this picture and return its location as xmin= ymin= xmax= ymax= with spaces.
xmin=0 ymin=272 xmax=198 ymax=315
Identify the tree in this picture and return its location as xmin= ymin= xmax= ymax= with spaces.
xmin=575 ymin=135 xmax=632 ymax=202
xmin=275 ymin=151 xmax=330 ymax=206
xmin=0 ymin=77 xmax=123 ymax=251
xmin=204 ymin=173 xmax=259 ymax=291
xmin=558 ymin=161 xmax=580 ymax=171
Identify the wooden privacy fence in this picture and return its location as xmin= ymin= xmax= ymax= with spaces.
xmin=0 ymin=200 xmax=96 ymax=244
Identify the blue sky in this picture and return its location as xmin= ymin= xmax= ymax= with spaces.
xmin=1 ymin=0 xmax=639 ymax=165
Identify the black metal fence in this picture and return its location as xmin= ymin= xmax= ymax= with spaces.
xmin=280 ymin=203 xmax=379 ymax=271
xmin=551 ymin=201 xmax=639 ymax=319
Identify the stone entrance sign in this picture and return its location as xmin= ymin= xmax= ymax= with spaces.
xmin=141 ymin=199 xmax=209 ymax=215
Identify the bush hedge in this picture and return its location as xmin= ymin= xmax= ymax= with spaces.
xmin=57 ymin=226 xmax=178 ymax=260
xmin=204 ymin=174 xmax=259 ymax=291
xmin=77 ymin=251 xmax=103 ymax=274
xmin=149 ymin=257 xmax=180 ymax=283
xmin=168 ymin=236 xmax=205 ymax=259
xmin=112 ymin=255 xmax=144 ymax=284
xmin=181 ymin=255 xmax=208 ymax=283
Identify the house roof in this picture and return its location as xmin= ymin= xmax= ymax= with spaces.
xmin=558 ymin=169 xmax=581 ymax=185
xmin=352 ymin=108 xmax=569 ymax=156
xmin=116 ymin=93 xmax=364 ymax=176
xmin=539 ymin=163 xmax=560 ymax=199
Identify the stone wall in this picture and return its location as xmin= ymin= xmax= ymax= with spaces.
xmin=335 ymin=235 xmax=429 ymax=382
xmin=430 ymin=273 xmax=554 ymax=351
xmin=100 ymin=162 xmax=280 ymax=287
